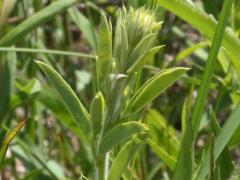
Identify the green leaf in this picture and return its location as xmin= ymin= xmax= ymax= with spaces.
xmin=146 ymin=109 xmax=179 ymax=158
xmin=37 ymin=86 xmax=89 ymax=144
xmin=127 ymin=67 xmax=188 ymax=113
xmin=0 ymin=51 xmax=16 ymax=124
xmin=0 ymin=0 xmax=77 ymax=46
xmin=97 ymin=11 xmax=112 ymax=93
xmin=68 ymin=7 xmax=97 ymax=50
xmin=127 ymin=33 xmax=155 ymax=69
xmin=0 ymin=47 xmax=95 ymax=59
xmin=147 ymin=139 xmax=176 ymax=170
xmin=108 ymin=134 xmax=147 ymax=180
xmin=36 ymin=61 xmax=90 ymax=140
xmin=98 ymin=122 xmax=149 ymax=154
xmin=209 ymin=108 xmax=233 ymax=179
xmin=173 ymin=108 xmax=193 ymax=180
xmin=127 ymin=46 xmax=164 ymax=74
xmin=0 ymin=120 xmax=25 ymax=164
xmin=176 ymin=41 xmax=208 ymax=62
xmin=197 ymin=106 xmax=240 ymax=179
xmin=90 ymin=92 xmax=105 ymax=138
xmin=190 ymin=0 xmax=234 ymax=136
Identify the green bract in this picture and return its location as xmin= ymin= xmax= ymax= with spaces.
xmin=114 ymin=7 xmax=162 ymax=72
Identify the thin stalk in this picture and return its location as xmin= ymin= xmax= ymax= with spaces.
xmin=191 ymin=0 xmax=234 ymax=137
xmin=0 ymin=47 xmax=96 ymax=59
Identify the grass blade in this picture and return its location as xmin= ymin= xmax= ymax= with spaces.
xmin=173 ymin=106 xmax=193 ymax=180
xmin=0 ymin=0 xmax=77 ymax=46
xmin=0 ymin=52 xmax=16 ymax=124
xmin=191 ymin=0 xmax=234 ymax=136
xmin=0 ymin=47 xmax=95 ymax=59
xmin=68 ymin=7 xmax=97 ymax=50
xmin=197 ymin=106 xmax=240 ymax=179
xmin=0 ymin=119 xmax=25 ymax=165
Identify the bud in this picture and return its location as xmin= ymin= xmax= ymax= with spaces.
xmin=114 ymin=7 xmax=162 ymax=72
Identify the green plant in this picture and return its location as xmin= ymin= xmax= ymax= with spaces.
xmin=36 ymin=6 xmax=188 ymax=179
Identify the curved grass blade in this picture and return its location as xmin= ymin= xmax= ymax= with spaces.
xmin=0 ymin=119 xmax=25 ymax=165
xmin=98 ymin=122 xmax=149 ymax=154
xmin=0 ymin=0 xmax=77 ymax=46
xmin=36 ymin=61 xmax=90 ymax=141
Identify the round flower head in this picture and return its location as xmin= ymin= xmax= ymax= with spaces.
xmin=114 ymin=7 xmax=162 ymax=72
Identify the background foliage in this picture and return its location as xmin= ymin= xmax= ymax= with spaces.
xmin=1 ymin=0 xmax=240 ymax=179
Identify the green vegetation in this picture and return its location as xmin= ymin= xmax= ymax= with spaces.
xmin=0 ymin=0 xmax=240 ymax=179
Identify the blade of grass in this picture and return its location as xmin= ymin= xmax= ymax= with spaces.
xmin=68 ymin=7 xmax=98 ymax=50
xmin=176 ymin=41 xmax=209 ymax=63
xmin=0 ymin=0 xmax=77 ymax=46
xmin=173 ymin=104 xmax=193 ymax=180
xmin=190 ymin=0 xmax=234 ymax=136
xmin=0 ymin=119 xmax=25 ymax=165
xmin=197 ymin=106 xmax=240 ymax=179
xmin=0 ymin=47 xmax=96 ymax=59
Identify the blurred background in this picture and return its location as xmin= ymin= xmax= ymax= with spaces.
xmin=1 ymin=0 xmax=240 ymax=179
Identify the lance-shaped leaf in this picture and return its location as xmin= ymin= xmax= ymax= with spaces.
xmin=36 ymin=61 xmax=90 ymax=139
xmin=97 ymin=11 xmax=112 ymax=92
xmin=0 ymin=0 xmax=77 ymax=46
xmin=98 ymin=122 xmax=149 ymax=154
xmin=37 ymin=86 xmax=89 ymax=144
xmin=127 ymin=33 xmax=155 ymax=69
xmin=127 ymin=46 xmax=164 ymax=74
xmin=108 ymin=134 xmax=147 ymax=180
xmin=127 ymin=67 xmax=189 ymax=113
xmin=90 ymin=92 xmax=105 ymax=138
